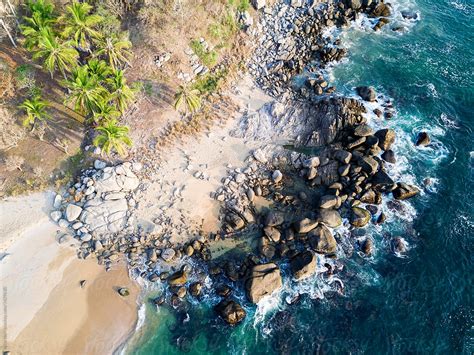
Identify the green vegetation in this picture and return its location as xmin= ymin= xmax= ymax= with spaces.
xmin=192 ymin=68 xmax=228 ymax=95
xmin=18 ymin=95 xmax=50 ymax=129
xmin=93 ymin=119 xmax=132 ymax=157
xmin=19 ymin=0 xmax=135 ymax=157
xmin=190 ymin=40 xmax=218 ymax=68
xmin=237 ymin=0 xmax=250 ymax=12
xmin=174 ymin=85 xmax=202 ymax=114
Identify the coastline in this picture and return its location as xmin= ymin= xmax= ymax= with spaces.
xmin=0 ymin=192 xmax=140 ymax=354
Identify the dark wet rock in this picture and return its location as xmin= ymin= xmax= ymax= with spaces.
xmin=215 ymin=299 xmax=246 ymax=325
xmin=345 ymin=0 xmax=362 ymax=10
xmin=149 ymin=273 xmax=160 ymax=282
xmin=79 ymin=280 xmax=86 ymax=288
xmin=290 ymin=250 xmax=317 ymax=280
xmin=227 ymin=213 xmax=246 ymax=231
xmin=371 ymin=170 xmax=395 ymax=190
xmin=318 ymin=161 xmax=340 ymax=185
xmin=354 ymin=124 xmax=374 ymax=137
xmin=316 ymin=209 xmax=342 ymax=228
xmin=376 ymin=212 xmax=387 ymax=224
xmin=373 ymin=17 xmax=390 ymax=31
xmin=118 ymin=287 xmax=129 ymax=297
xmin=265 ymin=211 xmax=285 ymax=227
xmin=401 ymin=10 xmax=418 ymax=20
xmin=391 ymin=237 xmax=407 ymax=253
xmin=366 ymin=205 xmax=379 ymax=215
xmin=360 ymin=156 xmax=379 ymax=175
xmin=360 ymin=189 xmax=377 ymax=204
xmin=176 ymin=286 xmax=187 ymax=298
xmin=294 ymin=218 xmax=318 ymax=234
xmin=381 ymin=149 xmax=396 ymax=163
xmin=356 ymin=86 xmax=376 ymax=102
xmin=392 ymin=183 xmax=419 ymax=200
xmin=415 ymin=132 xmax=431 ymax=146
xmin=189 ymin=282 xmax=203 ymax=297
xmin=360 ymin=238 xmax=374 ymax=256
xmin=333 ymin=150 xmax=352 ymax=164
xmin=216 ymin=284 xmax=232 ymax=298
xmin=370 ymin=2 xmax=391 ymax=17
xmin=246 ymin=263 xmax=282 ymax=303
xmin=168 ymin=270 xmax=187 ymax=286
xmin=259 ymin=236 xmax=276 ymax=259
xmin=374 ymin=128 xmax=396 ymax=151
xmin=309 ymin=224 xmax=337 ymax=254
xmin=350 ymin=207 xmax=371 ymax=227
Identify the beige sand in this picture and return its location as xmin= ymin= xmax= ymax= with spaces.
xmin=0 ymin=192 xmax=139 ymax=354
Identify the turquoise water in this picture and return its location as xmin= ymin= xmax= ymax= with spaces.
xmin=129 ymin=0 xmax=473 ymax=353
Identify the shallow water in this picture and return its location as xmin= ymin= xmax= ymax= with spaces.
xmin=128 ymin=0 xmax=473 ymax=353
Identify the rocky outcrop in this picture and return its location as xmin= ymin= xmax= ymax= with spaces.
xmin=215 ymin=300 xmax=246 ymax=325
xmin=290 ymin=251 xmax=317 ymax=280
xmin=246 ymin=263 xmax=283 ymax=303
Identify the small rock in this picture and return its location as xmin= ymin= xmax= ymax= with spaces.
xmin=253 ymin=149 xmax=267 ymax=163
xmin=50 ymin=211 xmax=62 ymax=222
xmin=415 ymin=132 xmax=431 ymax=146
xmin=65 ymin=204 xmax=82 ymax=222
xmin=94 ymin=160 xmax=107 ymax=170
xmin=272 ymin=170 xmax=283 ymax=183
xmin=118 ymin=287 xmax=130 ymax=297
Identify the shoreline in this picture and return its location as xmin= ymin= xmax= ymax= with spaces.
xmin=0 ymin=192 xmax=140 ymax=354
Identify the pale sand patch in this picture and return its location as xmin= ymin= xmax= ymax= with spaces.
xmin=135 ymin=75 xmax=272 ymax=242
xmin=0 ymin=192 xmax=139 ymax=354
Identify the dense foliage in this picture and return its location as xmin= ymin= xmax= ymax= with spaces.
xmin=20 ymin=0 xmax=136 ymax=156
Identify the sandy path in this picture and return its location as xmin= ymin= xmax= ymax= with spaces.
xmin=135 ymin=75 xmax=272 ymax=242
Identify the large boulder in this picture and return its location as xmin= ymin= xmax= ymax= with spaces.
xmin=319 ymin=195 xmax=339 ymax=209
xmin=215 ymin=300 xmax=246 ymax=325
xmin=318 ymin=161 xmax=340 ymax=185
xmin=290 ymin=251 xmax=317 ymax=280
xmin=265 ymin=211 xmax=285 ymax=227
xmin=374 ymin=129 xmax=396 ymax=151
xmin=350 ymin=207 xmax=371 ymax=227
xmin=371 ymin=170 xmax=396 ymax=190
xmin=392 ymin=183 xmax=419 ymax=200
xmin=309 ymin=225 xmax=337 ymax=254
xmin=294 ymin=218 xmax=318 ymax=234
xmin=360 ymin=156 xmax=379 ymax=175
xmin=168 ymin=270 xmax=187 ymax=286
xmin=356 ymin=86 xmax=376 ymax=102
xmin=65 ymin=204 xmax=82 ymax=222
xmin=246 ymin=263 xmax=282 ymax=303
xmin=316 ymin=209 xmax=342 ymax=228
xmin=415 ymin=132 xmax=431 ymax=146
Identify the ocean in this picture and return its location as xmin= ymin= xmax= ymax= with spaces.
xmin=126 ymin=0 xmax=474 ymax=353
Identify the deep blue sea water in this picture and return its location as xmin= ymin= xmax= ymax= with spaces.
xmin=127 ymin=0 xmax=473 ymax=353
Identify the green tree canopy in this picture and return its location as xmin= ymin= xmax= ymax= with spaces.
xmin=60 ymin=0 xmax=102 ymax=49
xmin=93 ymin=119 xmax=132 ymax=156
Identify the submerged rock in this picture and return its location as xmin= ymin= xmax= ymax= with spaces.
xmin=215 ymin=299 xmax=246 ymax=325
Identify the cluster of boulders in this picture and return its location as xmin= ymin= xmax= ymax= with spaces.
xmin=248 ymin=0 xmax=393 ymax=98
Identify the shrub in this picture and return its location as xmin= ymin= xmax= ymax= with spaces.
xmin=190 ymin=40 xmax=218 ymax=68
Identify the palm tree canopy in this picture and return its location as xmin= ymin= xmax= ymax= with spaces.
xmin=21 ymin=0 xmax=56 ymax=51
xmin=32 ymin=29 xmax=78 ymax=77
xmin=94 ymin=33 xmax=132 ymax=71
xmin=63 ymin=65 xmax=107 ymax=115
xmin=19 ymin=95 xmax=50 ymax=127
xmin=92 ymin=98 xmax=120 ymax=123
xmin=93 ymin=119 xmax=132 ymax=157
xmin=174 ymin=85 xmax=201 ymax=113
xmin=60 ymin=1 xmax=103 ymax=49
xmin=107 ymin=69 xmax=136 ymax=113
xmin=87 ymin=58 xmax=112 ymax=82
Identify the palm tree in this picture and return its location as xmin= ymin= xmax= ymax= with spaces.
xmin=93 ymin=119 xmax=132 ymax=157
xmin=107 ymin=69 xmax=136 ymax=113
xmin=60 ymin=0 xmax=102 ymax=50
xmin=87 ymin=58 xmax=112 ymax=82
xmin=91 ymin=98 xmax=120 ymax=123
xmin=63 ymin=65 xmax=106 ymax=115
xmin=32 ymin=29 xmax=78 ymax=78
xmin=19 ymin=95 xmax=50 ymax=130
xmin=174 ymin=85 xmax=201 ymax=113
xmin=94 ymin=33 xmax=132 ymax=71
xmin=21 ymin=10 xmax=55 ymax=51
xmin=25 ymin=0 xmax=54 ymax=17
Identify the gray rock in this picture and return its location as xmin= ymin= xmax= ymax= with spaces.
xmin=161 ymin=248 xmax=176 ymax=261
xmin=290 ymin=251 xmax=317 ymax=280
xmin=374 ymin=128 xmax=396 ymax=151
xmin=80 ymin=233 xmax=92 ymax=242
xmin=53 ymin=194 xmax=62 ymax=209
xmin=360 ymin=156 xmax=379 ymax=175
xmin=66 ymin=204 xmax=82 ymax=222
xmin=309 ymin=225 xmax=337 ymax=254
xmin=58 ymin=219 xmax=69 ymax=228
xmin=334 ymin=150 xmax=352 ymax=164
xmin=253 ymin=149 xmax=267 ymax=163
xmin=272 ymin=170 xmax=283 ymax=183
xmin=302 ymin=157 xmax=320 ymax=168
xmin=294 ymin=218 xmax=318 ymax=234
xmin=251 ymin=0 xmax=265 ymax=10
xmin=94 ymin=160 xmax=107 ymax=169
xmin=350 ymin=207 xmax=371 ymax=227
xmin=316 ymin=209 xmax=342 ymax=228
xmin=356 ymin=86 xmax=376 ymax=102
xmin=50 ymin=211 xmax=62 ymax=222
xmin=246 ymin=263 xmax=282 ymax=303
xmin=354 ymin=124 xmax=374 ymax=137
xmin=263 ymin=226 xmax=281 ymax=242
xmin=265 ymin=211 xmax=284 ymax=227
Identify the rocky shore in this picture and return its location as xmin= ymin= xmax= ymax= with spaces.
xmin=48 ymin=0 xmax=423 ymax=329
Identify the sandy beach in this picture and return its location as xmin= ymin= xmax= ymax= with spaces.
xmin=0 ymin=192 xmax=139 ymax=354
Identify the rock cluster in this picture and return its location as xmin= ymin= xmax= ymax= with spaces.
xmin=249 ymin=0 xmax=393 ymax=99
